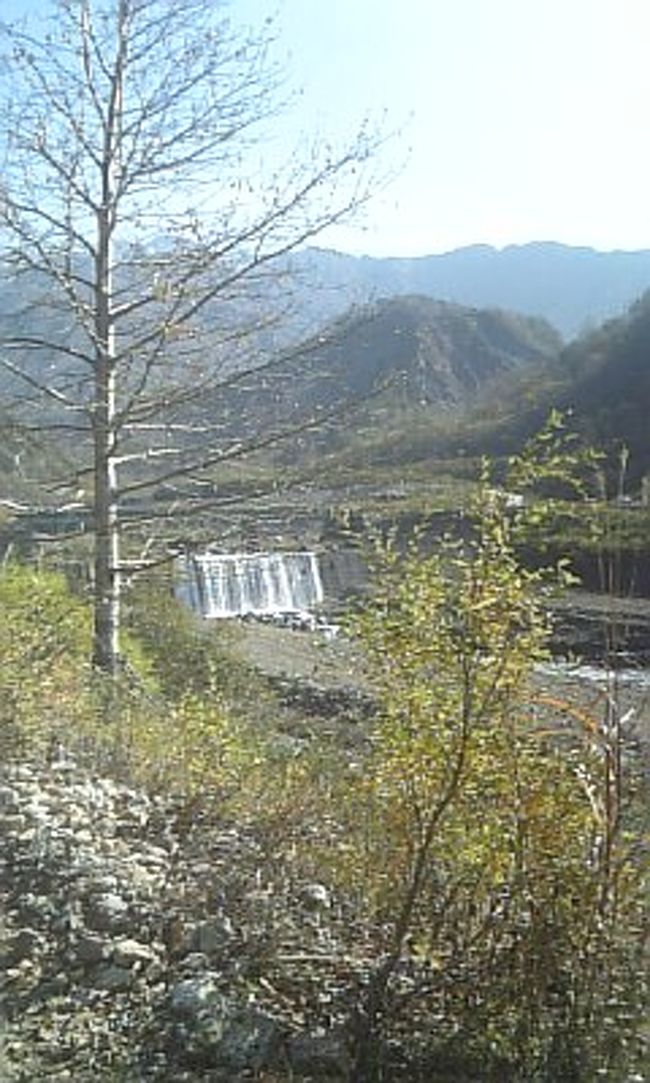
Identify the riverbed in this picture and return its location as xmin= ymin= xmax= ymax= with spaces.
xmin=228 ymin=600 xmax=650 ymax=755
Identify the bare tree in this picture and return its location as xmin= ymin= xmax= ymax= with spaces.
xmin=0 ymin=0 xmax=379 ymax=674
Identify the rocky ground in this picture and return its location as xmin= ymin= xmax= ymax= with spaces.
xmin=0 ymin=758 xmax=367 ymax=1082
xmin=231 ymin=590 xmax=650 ymax=682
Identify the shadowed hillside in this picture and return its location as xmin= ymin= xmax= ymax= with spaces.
xmin=218 ymin=295 xmax=562 ymax=444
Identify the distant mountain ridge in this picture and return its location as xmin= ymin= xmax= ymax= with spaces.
xmin=295 ymin=242 xmax=650 ymax=340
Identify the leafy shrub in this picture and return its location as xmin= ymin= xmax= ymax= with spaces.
xmin=342 ymin=470 xmax=648 ymax=1081
xmin=0 ymin=564 xmax=265 ymax=811
xmin=0 ymin=563 xmax=91 ymax=758
xmin=125 ymin=577 xmax=262 ymax=706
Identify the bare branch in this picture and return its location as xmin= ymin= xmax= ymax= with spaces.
xmin=2 ymin=335 xmax=95 ymax=369
xmin=118 ymin=376 xmax=391 ymax=497
xmin=0 ymin=354 xmax=87 ymax=411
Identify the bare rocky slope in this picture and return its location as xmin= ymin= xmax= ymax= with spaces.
xmin=0 ymin=758 xmax=360 ymax=1081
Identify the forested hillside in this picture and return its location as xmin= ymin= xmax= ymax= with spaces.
xmin=457 ymin=290 xmax=650 ymax=480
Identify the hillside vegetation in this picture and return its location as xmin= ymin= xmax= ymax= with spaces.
xmin=199 ymin=294 xmax=561 ymax=472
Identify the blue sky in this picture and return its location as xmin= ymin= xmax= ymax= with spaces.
xmin=4 ymin=0 xmax=650 ymax=256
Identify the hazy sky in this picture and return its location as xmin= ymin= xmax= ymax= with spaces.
xmin=4 ymin=0 xmax=650 ymax=257
xmin=235 ymin=0 xmax=650 ymax=256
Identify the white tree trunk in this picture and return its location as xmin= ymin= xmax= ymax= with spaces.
xmin=92 ymin=4 xmax=125 ymax=674
xmin=92 ymin=350 xmax=120 ymax=674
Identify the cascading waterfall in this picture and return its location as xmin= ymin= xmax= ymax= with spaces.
xmin=176 ymin=551 xmax=324 ymax=618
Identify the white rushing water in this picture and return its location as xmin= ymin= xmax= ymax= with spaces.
xmin=538 ymin=660 xmax=650 ymax=692
xmin=176 ymin=551 xmax=324 ymax=619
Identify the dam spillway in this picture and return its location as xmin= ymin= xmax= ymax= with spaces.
xmin=176 ymin=551 xmax=324 ymax=619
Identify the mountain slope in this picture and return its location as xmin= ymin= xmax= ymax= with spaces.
xmin=223 ymin=295 xmax=562 ymax=441
xmin=407 ymin=291 xmax=650 ymax=481
xmin=558 ymin=292 xmax=650 ymax=474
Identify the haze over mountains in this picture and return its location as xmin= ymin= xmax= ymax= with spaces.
xmin=296 ymin=242 xmax=650 ymax=340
